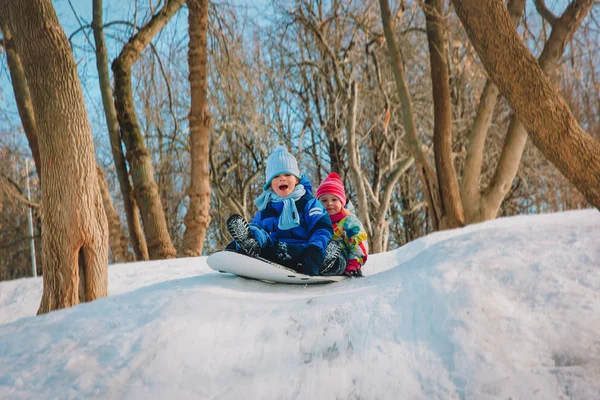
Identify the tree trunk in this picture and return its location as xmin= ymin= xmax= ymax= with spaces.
xmin=400 ymin=174 xmax=421 ymax=244
xmin=346 ymin=81 xmax=416 ymax=253
xmin=182 ymin=0 xmax=211 ymax=257
xmin=379 ymin=0 xmax=443 ymax=231
xmin=0 ymin=21 xmax=41 ymax=176
xmin=4 ymin=8 xmax=135 ymax=266
xmin=328 ymin=137 xmax=345 ymax=181
xmin=476 ymin=0 xmax=594 ymax=222
xmin=461 ymin=0 xmax=526 ymax=222
xmin=461 ymin=81 xmax=500 ymax=221
xmin=346 ymin=82 xmax=372 ymax=233
xmin=112 ymin=0 xmax=184 ymax=260
xmin=372 ymin=155 xmax=415 ymax=253
xmin=0 ymin=0 xmax=109 ymax=314
xmin=424 ymin=0 xmax=464 ymax=229
xmin=345 ymin=82 xmax=372 ymax=236
xmin=453 ymin=0 xmax=600 ymax=210
xmin=91 ymin=0 xmax=149 ymax=261
xmin=97 ymin=167 xmax=132 ymax=263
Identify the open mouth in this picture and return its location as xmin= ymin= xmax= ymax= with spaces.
xmin=278 ymin=184 xmax=289 ymax=191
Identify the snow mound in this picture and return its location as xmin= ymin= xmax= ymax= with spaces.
xmin=1 ymin=209 xmax=599 ymax=399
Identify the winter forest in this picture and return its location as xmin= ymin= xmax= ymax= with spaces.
xmin=0 ymin=0 xmax=599 ymax=314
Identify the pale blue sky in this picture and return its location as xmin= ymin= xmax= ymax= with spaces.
xmin=0 ymin=0 xmax=588 ymax=165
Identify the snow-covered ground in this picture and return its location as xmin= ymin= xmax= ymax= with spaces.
xmin=1 ymin=210 xmax=599 ymax=399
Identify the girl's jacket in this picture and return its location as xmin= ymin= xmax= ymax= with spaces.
xmin=329 ymin=209 xmax=369 ymax=270
xmin=250 ymin=176 xmax=332 ymax=255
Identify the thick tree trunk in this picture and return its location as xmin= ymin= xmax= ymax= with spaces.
xmin=379 ymin=0 xmax=443 ymax=230
xmin=478 ymin=0 xmax=594 ymax=222
xmin=453 ymin=0 xmax=600 ymax=209
xmin=3 ymin=9 xmax=135 ymax=266
xmin=112 ymin=0 xmax=184 ymax=260
xmin=91 ymin=0 xmax=148 ymax=261
xmin=0 ymin=0 xmax=109 ymax=314
xmin=459 ymin=0 xmax=595 ymax=222
xmin=182 ymin=0 xmax=211 ymax=257
xmin=0 ymin=22 xmax=41 ymax=175
xmin=424 ymin=0 xmax=464 ymax=229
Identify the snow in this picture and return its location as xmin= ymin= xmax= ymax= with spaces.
xmin=1 ymin=209 xmax=599 ymax=399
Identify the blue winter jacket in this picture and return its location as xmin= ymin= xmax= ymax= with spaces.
xmin=250 ymin=176 xmax=333 ymax=256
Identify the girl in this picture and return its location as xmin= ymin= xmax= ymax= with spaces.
xmin=316 ymin=173 xmax=368 ymax=276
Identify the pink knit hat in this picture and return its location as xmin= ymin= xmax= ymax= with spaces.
xmin=316 ymin=173 xmax=346 ymax=205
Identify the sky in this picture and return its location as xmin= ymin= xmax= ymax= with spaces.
xmin=0 ymin=208 xmax=599 ymax=399
xmin=1 ymin=0 xmax=584 ymax=168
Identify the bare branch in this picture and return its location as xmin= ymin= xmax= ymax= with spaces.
xmin=0 ymin=173 xmax=40 ymax=209
xmin=533 ymin=0 xmax=559 ymax=26
xmin=67 ymin=0 xmax=95 ymax=51
xmin=362 ymin=175 xmax=381 ymax=209
xmin=148 ymin=42 xmax=178 ymax=136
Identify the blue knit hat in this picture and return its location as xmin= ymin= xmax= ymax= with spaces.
xmin=263 ymin=145 xmax=301 ymax=190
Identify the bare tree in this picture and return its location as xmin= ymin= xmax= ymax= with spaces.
xmin=97 ymin=167 xmax=132 ymax=263
xmin=379 ymin=0 xmax=444 ymax=230
xmin=461 ymin=0 xmax=527 ymax=223
xmin=423 ymin=0 xmax=464 ymax=227
xmin=3 ymin=6 xmax=133 ymax=265
xmin=268 ymin=0 xmax=424 ymax=252
xmin=92 ymin=0 xmax=149 ymax=261
xmin=0 ymin=0 xmax=109 ymax=313
xmin=452 ymin=0 xmax=600 ymax=209
xmin=182 ymin=0 xmax=211 ymax=256
xmin=346 ymin=82 xmax=372 ymax=236
xmin=112 ymin=0 xmax=185 ymax=259
xmin=346 ymin=80 xmax=417 ymax=253
xmin=207 ymin=7 xmax=276 ymax=239
xmin=0 ymin=166 xmax=41 ymax=281
xmin=278 ymin=0 xmax=361 ymax=181
xmin=461 ymin=0 xmax=594 ymax=222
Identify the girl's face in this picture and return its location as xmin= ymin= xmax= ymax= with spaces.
xmin=270 ymin=174 xmax=298 ymax=197
xmin=319 ymin=194 xmax=343 ymax=216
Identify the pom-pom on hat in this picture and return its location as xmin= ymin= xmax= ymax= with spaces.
xmin=316 ymin=172 xmax=346 ymax=206
xmin=263 ymin=145 xmax=301 ymax=190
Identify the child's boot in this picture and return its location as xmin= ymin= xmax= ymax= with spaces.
xmin=227 ymin=215 xmax=260 ymax=257
xmin=319 ymin=241 xmax=347 ymax=276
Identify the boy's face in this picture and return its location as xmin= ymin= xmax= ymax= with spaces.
xmin=270 ymin=174 xmax=298 ymax=197
xmin=319 ymin=194 xmax=343 ymax=216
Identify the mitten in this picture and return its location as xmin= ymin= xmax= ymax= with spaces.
xmin=344 ymin=259 xmax=363 ymax=277
xmin=248 ymin=224 xmax=269 ymax=248
xmin=296 ymin=245 xmax=323 ymax=276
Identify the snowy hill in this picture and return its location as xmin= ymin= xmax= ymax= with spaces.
xmin=1 ymin=210 xmax=599 ymax=399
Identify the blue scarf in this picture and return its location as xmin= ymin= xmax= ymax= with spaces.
xmin=254 ymin=184 xmax=306 ymax=230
